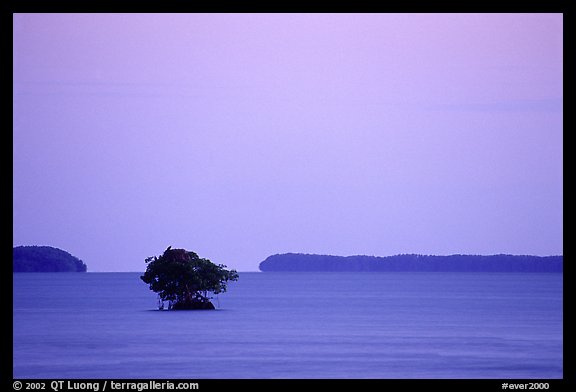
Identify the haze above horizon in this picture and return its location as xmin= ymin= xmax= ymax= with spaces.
xmin=13 ymin=13 xmax=563 ymax=272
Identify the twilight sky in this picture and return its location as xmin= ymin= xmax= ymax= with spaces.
xmin=13 ymin=13 xmax=563 ymax=272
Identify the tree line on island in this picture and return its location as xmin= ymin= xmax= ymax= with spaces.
xmin=259 ymin=253 xmax=563 ymax=273
xmin=13 ymin=245 xmax=87 ymax=272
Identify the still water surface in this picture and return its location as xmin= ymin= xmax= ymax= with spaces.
xmin=13 ymin=272 xmax=562 ymax=378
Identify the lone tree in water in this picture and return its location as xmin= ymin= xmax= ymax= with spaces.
xmin=141 ymin=246 xmax=239 ymax=310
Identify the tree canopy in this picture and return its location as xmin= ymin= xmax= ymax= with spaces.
xmin=140 ymin=247 xmax=239 ymax=310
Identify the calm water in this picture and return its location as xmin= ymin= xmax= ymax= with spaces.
xmin=13 ymin=272 xmax=562 ymax=379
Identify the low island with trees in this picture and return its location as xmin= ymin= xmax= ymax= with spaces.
xmin=259 ymin=253 xmax=563 ymax=273
xmin=13 ymin=245 xmax=87 ymax=272
xmin=141 ymin=246 xmax=239 ymax=310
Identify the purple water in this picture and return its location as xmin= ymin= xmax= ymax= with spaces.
xmin=13 ymin=272 xmax=562 ymax=378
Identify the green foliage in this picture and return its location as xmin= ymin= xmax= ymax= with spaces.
xmin=140 ymin=247 xmax=239 ymax=308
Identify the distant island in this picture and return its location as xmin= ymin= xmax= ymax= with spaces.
xmin=259 ymin=253 xmax=562 ymax=273
xmin=13 ymin=246 xmax=87 ymax=272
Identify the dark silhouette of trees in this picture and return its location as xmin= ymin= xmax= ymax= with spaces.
xmin=259 ymin=253 xmax=563 ymax=273
xmin=141 ymin=246 xmax=239 ymax=310
xmin=13 ymin=246 xmax=87 ymax=272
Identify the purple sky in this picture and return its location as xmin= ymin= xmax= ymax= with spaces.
xmin=13 ymin=13 xmax=563 ymax=272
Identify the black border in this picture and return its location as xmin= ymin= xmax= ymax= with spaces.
xmin=7 ymin=1 xmax=570 ymax=390
xmin=561 ymin=6 xmax=572 ymax=391
xmin=6 ymin=0 xmax=568 ymax=13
